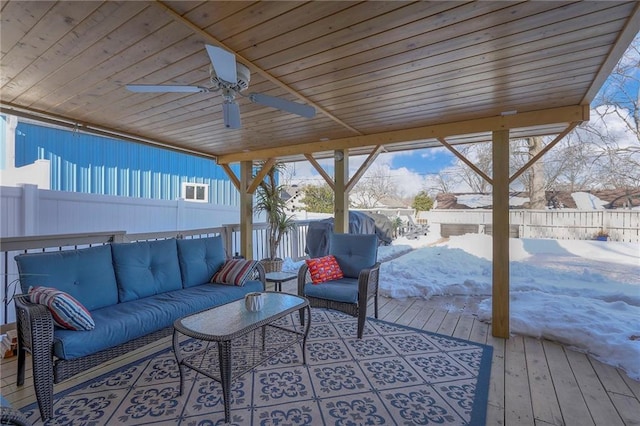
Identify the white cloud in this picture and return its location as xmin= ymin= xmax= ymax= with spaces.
xmin=285 ymin=152 xmax=431 ymax=197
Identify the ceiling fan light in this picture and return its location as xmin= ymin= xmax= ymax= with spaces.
xmin=223 ymin=101 xmax=242 ymax=129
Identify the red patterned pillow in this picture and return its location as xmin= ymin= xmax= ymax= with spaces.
xmin=305 ymin=255 xmax=344 ymax=284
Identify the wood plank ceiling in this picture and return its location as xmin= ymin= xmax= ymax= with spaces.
xmin=1 ymin=1 xmax=639 ymax=164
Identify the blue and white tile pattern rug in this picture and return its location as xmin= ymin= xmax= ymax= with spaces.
xmin=22 ymin=309 xmax=493 ymax=425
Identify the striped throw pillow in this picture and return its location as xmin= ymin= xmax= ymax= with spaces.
xmin=28 ymin=286 xmax=95 ymax=331
xmin=306 ymin=255 xmax=344 ymax=284
xmin=211 ymin=259 xmax=257 ymax=286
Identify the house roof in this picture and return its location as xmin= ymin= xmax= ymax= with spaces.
xmin=1 ymin=1 xmax=639 ymax=164
xmin=435 ymin=189 xmax=640 ymax=209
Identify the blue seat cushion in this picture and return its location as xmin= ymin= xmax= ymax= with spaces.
xmin=177 ymin=236 xmax=226 ymax=288
xmin=14 ymin=245 xmax=118 ymax=311
xmin=303 ymin=277 xmax=359 ymax=304
xmin=52 ymin=280 xmax=263 ymax=359
xmin=111 ymin=239 xmax=183 ymax=302
xmin=329 ymin=233 xmax=378 ymax=278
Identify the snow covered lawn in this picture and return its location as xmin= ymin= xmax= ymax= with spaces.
xmin=378 ymin=228 xmax=640 ymax=380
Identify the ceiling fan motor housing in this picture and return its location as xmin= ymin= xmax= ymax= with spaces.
xmin=210 ymin=62 xmax=251 ymax=92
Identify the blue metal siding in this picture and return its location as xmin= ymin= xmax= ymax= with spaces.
xmin=14 ymin=122 xmax=240 ymax=205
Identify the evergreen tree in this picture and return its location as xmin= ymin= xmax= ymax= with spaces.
xmin=300 ymin=184 xmax=334 ymax=213
xmin=412 ymin=191 xmax=434 ymax=212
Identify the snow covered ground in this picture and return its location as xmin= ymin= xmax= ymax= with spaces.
xmin=378 ymin=224 xmax=640 ymax=380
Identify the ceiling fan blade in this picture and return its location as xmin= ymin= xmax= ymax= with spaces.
xmin=222 ymin=101 xmax=242 ymax=129
xmin=249 ymin=93 xmax=316 ymax=118
xmin=126 ymin=84 xmax=209 ymax=93
xmin=205 ymin=45 xmax=237 ymax=85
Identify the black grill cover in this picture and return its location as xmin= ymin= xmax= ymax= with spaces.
xmin=305 ymin=211 xmax=383 ymax=257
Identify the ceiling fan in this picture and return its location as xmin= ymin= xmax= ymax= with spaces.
xmin=126 ymin=44 xmax=316 ymax=129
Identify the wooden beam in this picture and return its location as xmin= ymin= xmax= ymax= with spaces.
xmin=346 ymin=145 xmax=384 ymax=193
xmin=216 ymin=105 xmax=589 ymax=164
xmin=509 ymin=122 xmax=579 ymax=183
xmin=438 ymin=137 xmax=493 ymax=185
xmin=247 ymin=158 xmax=276 ymax=194
xmin=492 ymin=129 xmax=510 ymax=339
xmin=334 ymin=150 xmax=349 ymax=233
xmin=304 ymin=153 xmax=335 ymax=190
xmin=239 ymin=161 xmax=253 ymax=260
xmin=220 ymin=164 xmax=240 ymax=191
xmin=155 ymin=1 xmax=362 ymax=136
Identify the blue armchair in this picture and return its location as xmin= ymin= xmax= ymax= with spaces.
xmin=298 ymin=233 xmax=380 ymax=338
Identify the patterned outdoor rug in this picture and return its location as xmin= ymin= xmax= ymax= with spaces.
xmin=21 ymin=309 xmax=492 ymax=425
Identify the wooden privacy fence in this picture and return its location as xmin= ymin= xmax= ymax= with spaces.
xmin=422 ymin=209 xmax=639 ymax=242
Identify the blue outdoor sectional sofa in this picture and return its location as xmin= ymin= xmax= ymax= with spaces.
xmin=13 ymin=236 xmax=265 ymax=421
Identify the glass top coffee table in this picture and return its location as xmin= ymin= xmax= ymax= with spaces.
xmin=172 ymin=292 xmax=310 ymax=423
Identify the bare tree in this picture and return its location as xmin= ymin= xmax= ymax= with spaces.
xmin=425 ymin=171 xmax=457 ymax=194
xmin=350 ymin=164 xmax=399 ymax=208
xmin=452 ymin=143 xmax=493 ymax=193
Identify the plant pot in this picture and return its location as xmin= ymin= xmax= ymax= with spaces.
xmin=259 ymin=259 xmax=284 ymax=273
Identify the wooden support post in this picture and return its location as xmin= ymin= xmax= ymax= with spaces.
xmin=492 ymin=129 xmax=510 ymax=338
xmin=239 ymin=161 xmax=253 ymax=260
xmin=334 ymin=149 xmax=349 ymax=233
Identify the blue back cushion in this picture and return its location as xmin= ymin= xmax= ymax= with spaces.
xmin=111 ymin=239 xmax=183 ymax=302
xmin=177 ymin=236 xmax=226 ymax=288
xmin=329 ymin=233 xmax=378 ymax=278
xmin=14 ymin=244 xmax=118 ymax=311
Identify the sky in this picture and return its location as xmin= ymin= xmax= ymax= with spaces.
xmin=282 ymin=227 xmax=640 ymax=381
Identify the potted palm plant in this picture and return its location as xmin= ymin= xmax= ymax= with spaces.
xmin=255 ymin=162 xmax=296 ymax=272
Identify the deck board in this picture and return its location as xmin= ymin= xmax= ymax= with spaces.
xmin=2 ymin=290 xmax=638 ymax=425
xmin=543 ymin=340 xmax=596 ymax=425
xmin=524 ymin=336 xmax=564 ymax=425
xmin=504 ymin=335 xmax=535 ymax=424
xmin=565 ymin=349 xmax=626 ymax=426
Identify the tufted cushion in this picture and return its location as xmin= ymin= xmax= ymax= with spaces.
xmin=177 ymin=236 xmax=226 ymax=288
xmin=14 ymin=244 xmax=118 ymax=311
xmin=111 ymin=239 xmax=183 ymax=302
xmin=211 ymin=259 xmax=257 ymax=286
xmin=329 ymin=233 xmax=378 ymax=278
xmin=29 ymin=286 xmax=95 ymax=331
xmin=305 ymin=255 xmax=344 ymax=284
xmin=303 ymin=277 xmax=359 ymax=303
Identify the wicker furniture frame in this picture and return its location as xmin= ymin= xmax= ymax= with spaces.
xmin=297 ymin=262 xmax=380 ymax=339
xmin=0 ymin=405 xmax=31 ymax=426
xmin=172 ymin=293 xmax=310 ymax=423
xmin=13 ymin=266 xmax=266 ymax=422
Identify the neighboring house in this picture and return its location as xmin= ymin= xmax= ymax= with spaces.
xmin=1 ymin=115 xmax=240 ymax=206
xmin=434 ymin=190 xmax=640 ymax=210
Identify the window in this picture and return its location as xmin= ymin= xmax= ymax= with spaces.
xmin=182 ymin=182 xmax=208 ymax=202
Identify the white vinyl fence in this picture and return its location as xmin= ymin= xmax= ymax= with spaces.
xmin=0 ymin=184 xmax=241 ymax=237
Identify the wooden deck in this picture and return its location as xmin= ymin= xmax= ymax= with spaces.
xmin=2 ymin=283 xmax=639 ymax=425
